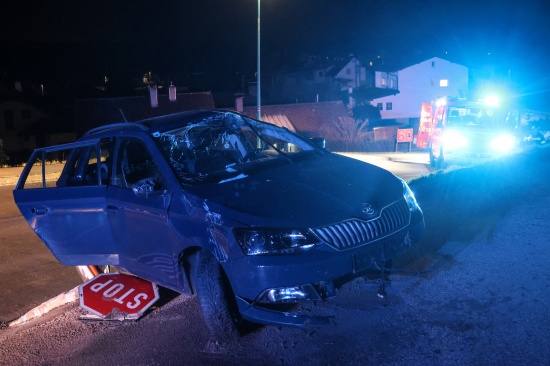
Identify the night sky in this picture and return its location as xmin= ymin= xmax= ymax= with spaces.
xmin=2 ymin=0 xmax=549 ymax=109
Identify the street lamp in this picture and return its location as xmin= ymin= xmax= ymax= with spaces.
xmin=257 ymin=0 xmax=261 ymax=120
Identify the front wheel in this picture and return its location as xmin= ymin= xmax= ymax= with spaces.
xmin=193 ymin=250 xmax=249 ymax=340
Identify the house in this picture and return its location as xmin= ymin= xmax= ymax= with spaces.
xmin=271 ymin=56 xmax=399 ymax=107
xmin=235 ymin=100 xmax=353 ymax=151
xmin=324 ymin=57 xmax=400 ymax=105
xmin=371 ymin=57 xmax=468 ymax=126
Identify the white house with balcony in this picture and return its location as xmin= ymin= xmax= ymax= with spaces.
xmin=330 ymin=57 xmax=399 ymax=108
xmin=371 ymin=57 xmax=468 ymax=124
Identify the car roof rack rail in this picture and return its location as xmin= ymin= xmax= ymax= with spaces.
xmin=84 ymin=122 xmax=149 ymax=136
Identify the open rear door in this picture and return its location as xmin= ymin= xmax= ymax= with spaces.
xmin=13 ymin=139 xmax=118 ymax=266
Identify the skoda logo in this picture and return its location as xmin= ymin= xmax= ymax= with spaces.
xmin=361 ymin=203 xmax=375 ymax=215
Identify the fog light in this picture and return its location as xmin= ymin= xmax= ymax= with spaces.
xmin=257 ymin=284 xmax=320 ymax=303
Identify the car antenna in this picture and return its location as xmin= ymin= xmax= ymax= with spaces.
xmin=119 ymin=108 xmax=128 ymax=122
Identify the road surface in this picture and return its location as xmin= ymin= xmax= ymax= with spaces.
xmin=1 ymin=146 xmax=549 ymax=365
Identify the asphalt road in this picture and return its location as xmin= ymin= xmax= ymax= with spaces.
xmin=0 ymin=186 xmax=81 ymax=323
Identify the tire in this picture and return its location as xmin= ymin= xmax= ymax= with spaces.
xmin=193 ymin=250 xmax=247 ymax=341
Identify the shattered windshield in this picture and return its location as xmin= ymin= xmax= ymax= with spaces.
xmin=153 ymin=112 xmax=318 ymax=184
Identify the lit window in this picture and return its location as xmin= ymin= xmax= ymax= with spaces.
xmin=386 ymin=102 xmax=393 ymax=111
xmin=440 ymin=79 xmax=448 ymax=87
xmin=381 ymin=78 xmax=387 ymax=86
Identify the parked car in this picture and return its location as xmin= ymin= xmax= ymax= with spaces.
xmin=13 ymin=110 xmax=424 ymax=339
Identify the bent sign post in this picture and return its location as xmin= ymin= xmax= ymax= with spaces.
xmin=79 ymin=273 xmax=160 ymax=320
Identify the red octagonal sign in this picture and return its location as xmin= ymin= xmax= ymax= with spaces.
xmin=79 ymin=273 xmax=160 ymax=320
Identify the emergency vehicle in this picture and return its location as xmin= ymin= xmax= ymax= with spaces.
xmin=416 ymin=96 xmax=518 ymax=168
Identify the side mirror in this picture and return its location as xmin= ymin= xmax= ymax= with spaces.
xmin=132 ymin=178 xmax=166 ymax=198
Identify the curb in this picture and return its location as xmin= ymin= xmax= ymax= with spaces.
xmin=9 ymin=286 xmax=79 ymax=327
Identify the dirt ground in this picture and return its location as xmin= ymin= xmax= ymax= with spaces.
xmin=1 ymin=146 xmax=550 ymax=365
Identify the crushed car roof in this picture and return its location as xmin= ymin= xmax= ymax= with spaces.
xmin=84 ymin=110 xmax=238 ymax=138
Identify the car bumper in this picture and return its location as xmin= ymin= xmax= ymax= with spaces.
xmin=226 ymin=211 xmax=424 ymax=327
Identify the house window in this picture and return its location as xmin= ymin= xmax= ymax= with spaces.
xmin=346 ymin=68 xmax=351 ymax=75
xmin=386 ymin=102 xmax=393 ymax=111
xmin=440 ymin=79 xmax=448 ymax=87
xmin=432 ymin=61 xmax=435 ymax=67
xmin=377 ymin=103 xmax=383 ymax=110
xmin=431 ymin=79 xmax=435 ymax=86
xmin=390 ymin=79 xmax=396 ymax=88
xmin=4 ymin=110 xmax=14 ymax=130
xmin=381 ymin=78 xmax=387 ymax=86
xmin=21 ymin=109 xmax=31 ymax=120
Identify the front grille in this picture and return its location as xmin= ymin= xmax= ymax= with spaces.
xmin=311 ymin=199 xmax=410 ymax=250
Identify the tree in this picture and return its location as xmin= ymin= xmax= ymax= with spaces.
xmin=323 ymin=117 xmax=372 ymax=152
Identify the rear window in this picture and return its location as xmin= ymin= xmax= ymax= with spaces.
xmin=19 ymin=140 xmax=112 ymax=189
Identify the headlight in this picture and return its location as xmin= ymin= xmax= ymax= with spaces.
xmin=233 ymin=228 xmax=317 ymax=255
xmin=442 ymin=130 xmax=468 ymax=150
xmin=401 ymin=179 xmax=420 ymax=211
xmin=257 ymin=284 xmax=320 ymax=303
xmin=490 ymin=133 xmax=517 ymax=152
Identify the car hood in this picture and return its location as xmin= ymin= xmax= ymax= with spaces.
xmin=187 ymin=153 xmax=403 ymax=228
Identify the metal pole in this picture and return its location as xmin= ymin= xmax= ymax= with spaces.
xmin=257 ymin=0 xmax=261 ymax=120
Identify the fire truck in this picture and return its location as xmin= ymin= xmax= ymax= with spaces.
xmin=416 ymin=96 xmax=519 ymax=168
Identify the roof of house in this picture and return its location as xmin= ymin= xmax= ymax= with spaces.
xmin=239 ymin=101 xmax=350 ymax=137
xmin=74 ymin=92 xmax=215 ymax=136
xmin=380 ymin=55 xmax=466 ymax=73
xmin=260 ymin=114 xmax=297 ymax=131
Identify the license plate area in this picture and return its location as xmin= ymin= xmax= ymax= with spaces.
xmin=352 ymin=234 xmax=408 ymax=273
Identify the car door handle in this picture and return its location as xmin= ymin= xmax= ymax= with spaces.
xmin=30 ymin=207 xmax=49 ymax=215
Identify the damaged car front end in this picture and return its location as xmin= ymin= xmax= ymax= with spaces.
xmin=13 ymin=110 xmax=424 ymax=340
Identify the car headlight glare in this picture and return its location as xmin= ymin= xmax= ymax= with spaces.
xmin=233 ymin=228 xmax=317 ymax=255
xmin=490 ymin=134 xmax=517 ymax=152
xmin=443 ymin=130 xmax=468 ymax=149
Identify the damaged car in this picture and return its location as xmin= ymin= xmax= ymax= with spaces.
xmin=13 ymin=110 xmax=424 ymax=339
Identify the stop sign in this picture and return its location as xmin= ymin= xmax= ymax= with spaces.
xmin=79 ymin=273 xmax=160 ymax=320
